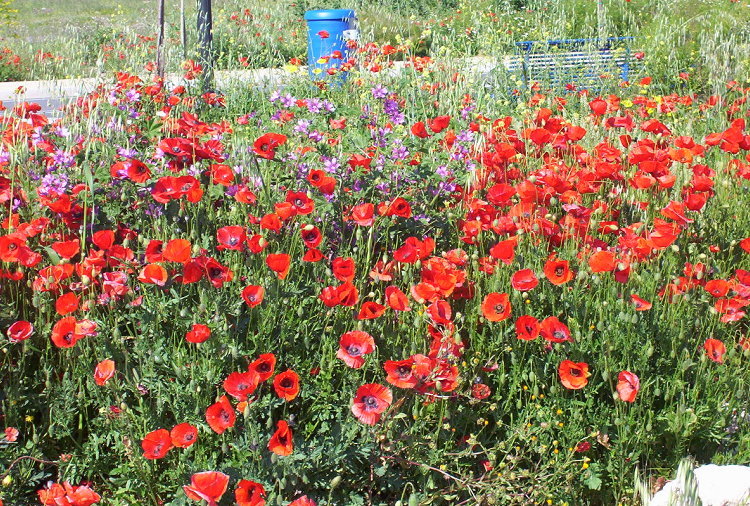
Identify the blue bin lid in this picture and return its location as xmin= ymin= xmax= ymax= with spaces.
xmin=304 ymin=9 xmax=356 ymax=21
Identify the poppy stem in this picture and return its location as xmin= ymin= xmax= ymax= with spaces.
xmin=0 ymin=455 xmax=59 ymax=481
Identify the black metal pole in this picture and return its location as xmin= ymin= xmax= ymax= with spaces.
xmin=156 ymin=0 xmax=166 ymax=77
xmin=197 ymin=0 xmax=214 ymax=92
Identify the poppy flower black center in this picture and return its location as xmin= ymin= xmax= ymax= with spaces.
xmin=280 ymin=378 xmax=293 ymax=388
xmin=7 ymin=243 xmax=16 ymax=250
xmin=553 ymin=330 xmax=567 ymax=340
xmin=347 ymin=345 xmax=362 ymax=357
xmin=220 ymin=410 xmax=230 ymax=422
xmin=257 ymin=363 xmax=270 ymax=372
xmin=363 ymin=396 xmax=378 ymax=409
xmin=555 ymin=266 xmax=564 ymax=276
xmin=63 ymin=332 xmax=73 ymax=343
xmin=396 ymin=366 xmax=411 ymax=377
xmin=570 ymin=368 xmax=581 ymax=377
xmin=494 ymin=303 xmax=505 ymax=314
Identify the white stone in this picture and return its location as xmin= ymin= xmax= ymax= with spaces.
xmin=650 ymin=464 xmax=750 ymax=506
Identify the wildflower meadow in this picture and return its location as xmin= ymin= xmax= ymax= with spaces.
xmin=0 ymin=0 xmax=749 ymax=504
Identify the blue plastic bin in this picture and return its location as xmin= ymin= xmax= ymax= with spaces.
xmin=303 ymin=9 xmax=357 ymax=81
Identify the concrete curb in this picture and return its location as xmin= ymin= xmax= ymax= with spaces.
xmin=0 ymin=56 xmax=508 ymax=114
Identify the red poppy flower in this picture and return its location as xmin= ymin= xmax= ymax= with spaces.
xmin=589 ymin=97 xmax=608 ymax=116
xmin=385 ymin=285 xmax=410 ymax=311
xmin=250 ymin=353 xmax=276 ymax=382
xmin=55 ymin=292 xmax=79 ymax=316
xmin=235 ymin=479 xmax=266 ymax=506
xmin=630 ymin=294 xmax=652 ymax=311
xmin=183 ymin=471 xmax=230 ymax=506
xmin=216 ymin=226 xmax=246 ymax=251
xmin=288 ymin=495 xmax=317 ymax=506
xmin=317 ymin=30 xmax=329 ymax=38
xmin=162 ymin=238 xmax=192 ymax=263
xmin=429 ymin=115 xmax=451 ymax=133
xmin=511 ymin=269 xmax=539 ymax=291
xmin=170 ymin=423 xmax=198 ymax=448
xmin=242 ymin=285 xmax=265 ymax=307
xmin=224 ymin=370 xmax=260 ymax=401
xmin=209 ymin=163 xmax=234 ymax=186
xmin=481 ymin=292 xmax=512 ymax=322
xmin=351 ymin=383 xmax=393 ymax=425
xmin=588 ymin=250 xmax=617 ymax=273
xmin=332 ymin=256 xmax=356 ymax=282
xmin=37 ymin=481 xmax=101 ymax=506
xmin=488 ymin=238 xmax=517 ymax=265
xmin=145 ymin=240 xmax=164 ymax=263
xmin=540 ymin=316 xmax=572 ymax=343
xmin=741 ymin=237 xmax=750 ymax=253
xmin=515 ymin=315 xmax=540 ymax=341
xmin=51 ymin=239 xmax=80 ymax=260
xmin=266 ymin=253 xmax=291 ymax=280
xmin=558 ymin=360 xmax=590 ymax=390
xmin=411 ymin=121 xmax=430 ymax=138
xmin=94 ymin=359 xmax=115 ymax=386
xmin=384 ymin=358 xmax=418 ymax=389
xmin=300 ymin=224 xmax=322 ymax=248
xmin=616 ymin=371 xmax=640 ymax=402
xmin=378 ymin=197 xmax=412 ymax=218
xmin=704 ymin=279 xmax=730 ymax=298
xmin=544 ymin=257 xmax=574 ymax=285
xmin=0 ymin=233 xmax=26 ymax=263
xmin=253 ymin=133 xmax=287 ymax=160
xmin=92 ymin=230 xmax=115 ymax=250
xmin=286 ymin=191 xmax=315 ymax=215
xmin=337 ymin=331 xmax=375 ymax=369
xmin=141 ymin=428 xmax=173 ymax=459
xmin=186 ymin=324 xmax=211 ymax=343
xmin=350 ymin=203 xmax=375 ymax=226
xmin=260 ymin=213 xmax=282 ymax=232
xmin=7 ymin=320 xmax=33 ymax=342
xmin=302 ymin=248 xmax=324 ymax=262
xmin=704 ymin=338 xmax=726 ymax=363
xmin=50 ymin=316 xmax=81 ymax=348
xmin=203 ymin=257 xmax=234 ymax=288
xmin=138 ymin=264 xmax=168 ymax=286
xmin=357 ymin=301 xmax=386 ymax=320
xmin=5 ymin=427 xmax=18 ymax=442
xmin=268 ymin=420 xmax=293 ymax=456
xmin=273 ymin=370 xmax=300 ymax=401
xmin=205 ymin=395 xmax=236 ymax=434
xmin=472 ymin=383 xmax=491 ymax=400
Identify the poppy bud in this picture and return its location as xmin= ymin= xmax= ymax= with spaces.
xmin=330 ymin=476 xmax=342 ymax=489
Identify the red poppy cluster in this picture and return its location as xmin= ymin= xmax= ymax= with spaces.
xmin=37 ymin=482 xmax=100 ymax=506
xmin=1 ymin=66 xmax=749 ymax=504
xmin=141 ymin=423 xmax=198 ymax=459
